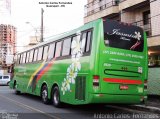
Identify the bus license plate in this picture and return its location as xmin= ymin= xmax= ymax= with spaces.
xmin=120 ymin=85 xmax=129 ymax=90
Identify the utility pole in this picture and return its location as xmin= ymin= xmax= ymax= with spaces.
xmin=40 ymin=8 xmax=44 ymax=42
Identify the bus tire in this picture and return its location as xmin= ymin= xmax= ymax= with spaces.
xmin=52 ymin=86 xmax=62 ymax=107
xmin=14 ymin=81 xmax=21 ymax=95
xmin=15 ymin=90 xmax=21 ymax=95
xmin=41 ymin=85 xmax=50 ymax=104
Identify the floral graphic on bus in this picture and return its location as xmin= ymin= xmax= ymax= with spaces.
xmin=135 ymin=31 xmax=141 ymax=40
xmin=61 ymin=34 xmax=85 ymax=95
xmin=67 ymin=64 xmax=77 ymax=84
xmin=130 ymin=31 xmax=142 ymax=50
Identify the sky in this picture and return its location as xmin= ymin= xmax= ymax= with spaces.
xmin=10 ymin=0 xmax=87 ymax=52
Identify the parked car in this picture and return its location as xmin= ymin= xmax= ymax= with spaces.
xmin=0 ymin=75 xmax=10 ymax=85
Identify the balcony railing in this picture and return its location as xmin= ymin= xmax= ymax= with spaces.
xmin=84 ymin=0 xmax=120 ymax=17
xmin=132 ymin=18 xmax=152 ymax=37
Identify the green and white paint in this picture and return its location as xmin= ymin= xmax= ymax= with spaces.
xmin=61 ymin=33 xmax=85 ymax=95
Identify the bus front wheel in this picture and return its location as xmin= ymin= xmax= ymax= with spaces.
xmin=14 ymin=81 xmax=21 ymax=95
xmin=41 ymin=85 xmax=50 ymax=104
xmin=52 ymin=86 xmax=62 ymax=107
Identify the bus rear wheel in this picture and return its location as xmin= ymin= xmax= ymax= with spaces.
xmin=41 ymin=85 xmax=50 ymax=104
xmin=52 ymin=86 xmax=62 ymax=107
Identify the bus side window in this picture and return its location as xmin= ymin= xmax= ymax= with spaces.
xmin=72 ymin=35 xmax=80 ymax=55
xmin=43 ymin=45 xmax=49 ymax=60
xmin=55 ymin=41 xmax=62 ymax=58
xmin=86 ymin=31 xmax=92 ymax=52
xmin=81 ymin=32 xmax=87 ymax=53
xmin=20 ymin=54 xmax=23 ymax=64
xmin=48 ymin=43 xmax=55 ymax=60
xmin=62 ymin=37 xmax=71 ymax=56
xmin=26 ymin=51 xmax=30 ymax=63
xmin=33 ymin=49 xmax=38 ymax=62
xmin=37 ymin=47 xmax=43 ymax=61
xmin=23 ymin=52 xmax=26 ymax=64
xmin=29 ymin=50 xmax=34 ymax=63
xmin=17 ymin=54 xmax=20 ymax=64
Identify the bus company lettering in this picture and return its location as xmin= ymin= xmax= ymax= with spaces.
xmin=103 ymin=51 xmax=144 ymax=59
xmin=107 ymin=29 xmax=141 ymax=41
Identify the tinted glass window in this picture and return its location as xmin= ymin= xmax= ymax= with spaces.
xmin=62 ymin=38 xmax=71 ymax=56
xmin=20 ymin=54 xmax=23 ymax=64
xmin=17 ymin=55 xmax=20 ymax=64
xmin=0 ymin=76 xmax=2 ymax=79
xmin=33 ymin=49 xmax=38 ymax=61
xmin=72 ymin=35 xmax=80 ymax=55
xmin=37 ymin=47 xmax=43 ymax=61
xmin=104 ymin=19 xmax=144 ymax=52
xmin=86 ymin=31 xmax=92 ymax=52
xmin=48 ymin=43 xmax=55 ymax=59
xmin=43 ymin=45 xmax=49 ymax=60
xmin=81 ymin=32 xmax=87 ymax=53
xmin=3 ymin=76 xmax=9 ymax=79
xmin=26 ymin=52 xmax=30 ymax=63
xmin=148 ymin=54 xmax=160 ymax=67
xmin=29 ymin=50 xmax=34 ymax=62
xmin=55 ymin=41 xmax=62 ymax=57
xmin=23 ymin=53 xmax=26 ymax=63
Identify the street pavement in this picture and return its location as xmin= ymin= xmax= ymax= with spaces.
xmin=0 ymin=86 xmax=160 ymax=119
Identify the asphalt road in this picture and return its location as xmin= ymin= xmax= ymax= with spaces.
xmin=0 ymin=86 xmax=159 ymax=119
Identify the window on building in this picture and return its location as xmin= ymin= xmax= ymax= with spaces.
xmin=143 ymin=10 xmax=151 ymax=36
xmin=37 ymin=47 xmax=43 ymax=61
xmin=55 ymin=41 xmax=62 ymax=57
xmin=143 ymin=10 xmax=150 ymax=25
xmin=43 ymin=45 xmax=49 ymax=60
xmin=48 ymin=43 xmax=55 ymax=59
xmin=148 ymin=54 xmax=160 ymax=67
xmin=62 ymin=37 xmax=71 ymax=56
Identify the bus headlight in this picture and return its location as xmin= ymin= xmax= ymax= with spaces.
xmin=138 ymin=67 xmax=142 ymax=73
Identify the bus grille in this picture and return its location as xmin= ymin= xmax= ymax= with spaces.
xmin=75 ymin=76 xmax=86 ymax=100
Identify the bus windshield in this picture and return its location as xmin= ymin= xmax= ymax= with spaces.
xmin=104 ymin=19 xmax=144 ymax=52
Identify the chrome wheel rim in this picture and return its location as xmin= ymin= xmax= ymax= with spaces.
xmin=53 ymin=90 xmax=59 ymax=105
xmin=42 ymin=89 xmax=47 ymax=102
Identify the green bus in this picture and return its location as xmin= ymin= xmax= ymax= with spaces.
xmin=10 ymin=19 xmax=148 ymax=107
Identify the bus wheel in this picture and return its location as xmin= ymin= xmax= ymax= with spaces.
xmin=14 ymin=81 xmax=21 ymax=95
xmin=52 ymin=86 xmax=62 ymax=107
xmin=15 ymin=90 xmax=21 ymax=95
xmin=41 ymin=85 xmax=50 ymax=104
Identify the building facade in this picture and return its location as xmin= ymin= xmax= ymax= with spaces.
xmin=0 ymin=24 xmax=16 ymax=68
xmin=26 ymin=36 xmax=40 ymax=50
xmin=0 ymin=0 xmax=16 ymax=77
xmin=84 ymin=0 xmax=160 ymax=95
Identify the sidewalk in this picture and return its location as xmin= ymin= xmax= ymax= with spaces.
xmin=133 ymin=95 xmax=160 ymax=113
